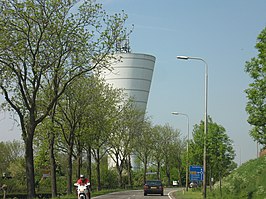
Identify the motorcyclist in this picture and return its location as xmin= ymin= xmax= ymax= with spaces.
xmin=76 ymin=174 xmax=90 ymax=199
xmin=77 ymin=174 xmax=89 ymax=185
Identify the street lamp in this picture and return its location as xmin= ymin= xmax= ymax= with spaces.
xmin=176 ymin=56 xmax=208 ymax=199
xmin=171 ymin=112 xmax=189 ymax=192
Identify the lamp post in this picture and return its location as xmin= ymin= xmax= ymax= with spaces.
xmin=176 ymin=56 xmax=208 ymax=199
xmin=171 ymin=112 xmax=189 ymax=191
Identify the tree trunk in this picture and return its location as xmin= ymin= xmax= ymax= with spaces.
xmin=166 ymin=163 xmax=171 ymax=186
xmin=49 ymin=132 xmax=57 ymax=197
xmin=143 ymin=156 xmax=147 ymax=183
xmin=96 ymin=149 xmax=102 ymax=191
xmin=177 ymin=157 xmax=183 ymax=187
xmin=219 ymin=171 xmax=222 ymax=197
xmin=116 ymin=161 xmax=123 ymax=188
xmin=25 ymin=131 xmax=35 ymax=199
xmin=118 ymin=170 xmax=123 ymax=188
xmin=114 ymin=153 xmax=124 ymax=188
xmin=209 ymin=167 xmax=212 ymax=191
xmin=157 ymin=162 xmax=160 ymax=179
xmin=86 ymin=148 xmax=92 ymax=180
xmin=127 ymin=155 xmax=132 ymax=187
xmin=50 ymin=106 xmax=57 ymax=198
xmin=77 ymin=154 xmax=81 ymax=179
xmin=76 ymin=142 xmax=82 ymax=179
xmin=67 ymin=144 xmax=74 ymax=194
xmin=178 ymin=168 xmax=182 ymax=187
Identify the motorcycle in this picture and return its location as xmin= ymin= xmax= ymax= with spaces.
xmin=74 ymin=182 xmax=91 ymax=199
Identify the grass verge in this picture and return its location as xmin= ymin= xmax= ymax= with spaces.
xmin=174 ymin=188 xmax=202 ymax=199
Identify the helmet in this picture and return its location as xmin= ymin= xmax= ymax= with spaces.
xmin=80 ymin=174 xmax=85 ymax=178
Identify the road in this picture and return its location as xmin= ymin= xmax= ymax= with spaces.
xmin=91 ymin=188 xmax=179 ymax=199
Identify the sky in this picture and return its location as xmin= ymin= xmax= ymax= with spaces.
xmin=1 ymin=0 xmax=266 ymax=165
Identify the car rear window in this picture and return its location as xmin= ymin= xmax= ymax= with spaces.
xmin=146 ymin=181 xmax=162 ymax=186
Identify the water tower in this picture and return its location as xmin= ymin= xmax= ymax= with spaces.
xmin=103 ymin=52 xmax=156 ymax=111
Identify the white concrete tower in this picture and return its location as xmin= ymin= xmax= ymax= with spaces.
xmin=103 ymin=53 xmax=156 ymax=112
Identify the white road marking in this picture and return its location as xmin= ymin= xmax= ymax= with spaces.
xmin=168 ymin=190 xmax=177 ymax=199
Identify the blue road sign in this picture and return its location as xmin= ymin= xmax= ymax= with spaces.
xmin=189 ymin=165 xmax=203 ymax=181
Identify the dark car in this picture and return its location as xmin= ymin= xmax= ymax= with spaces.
xmin=143 ymin=180 xmax=164 ymax=196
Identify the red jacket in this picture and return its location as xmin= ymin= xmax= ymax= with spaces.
xmin=77 ymin=178 xmax=89 ymax=185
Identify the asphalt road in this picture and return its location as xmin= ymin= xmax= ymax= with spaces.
xmin=91 ymin=188 xmax=179 ymax=199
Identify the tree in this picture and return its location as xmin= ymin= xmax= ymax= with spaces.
xmin=158 ymin=124 xmax=183 ymax=186
xmin=0 ymin=0 xmax=127 ymax=197
xmin=107 ymin=99 xmax=145 ymax=187
xmin=85 ymin=76 xmax=123 ymax=191
xmin=206 ymin=119 xmax=235 ymax=190
xmin=151 ymin=125 xmax=165 ymax=180
xmin=53 ymin=76 xmax=92 ymax=194
xmin=190 ymin=117 xmax=236 ymax=187
xmin=134 ymin=119 xmax=160 ymax=183
xmin=245 ymin=27 xmax=266 ymax=146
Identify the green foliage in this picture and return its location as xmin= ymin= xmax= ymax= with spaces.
xmin=245 ymin=27 xmax=266 ymax=145
xmin=210 ymin=156 xmax=266 ymax=199
xmin=190 ymin=117 xmax=236 ymax=183
xmin=0 ymin=140 xmax=24 ymax=175
xmin=0 ymin=141 xmax=25 ymax=193
xmin=99 ymin=168 xmax=119 ymax=189
xmin=0 ymin=159 xmax=27 ymax=193
xmin=175 ymin=157 xmax=266 ymax=199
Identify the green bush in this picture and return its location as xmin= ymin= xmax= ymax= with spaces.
xmin=0 ymin=177 xmax=27 ymax=193
xmin=210 ymin=156 xmax=266 ymax=199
